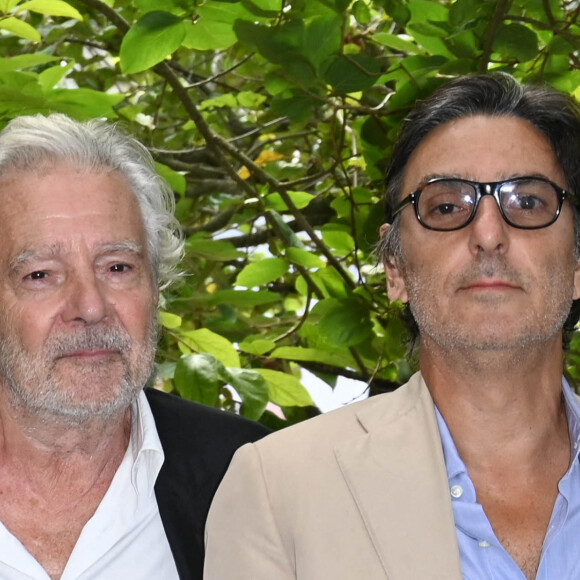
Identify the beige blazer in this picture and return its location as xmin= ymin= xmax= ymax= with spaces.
xmin=204 ymin=373 xmax=463 ymax=579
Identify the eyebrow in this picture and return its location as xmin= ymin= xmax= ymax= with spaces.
xmin=416 ymin=171 xmax=554 ymax=186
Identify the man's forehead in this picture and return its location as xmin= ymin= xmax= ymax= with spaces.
xmin=403 ymin=115 xmax=563 ymax=187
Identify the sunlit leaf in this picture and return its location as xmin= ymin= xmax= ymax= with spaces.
xmin=0 ymin=16 xmax=41 ymax=41
xmin=271 ymin=346 xmax=356 ymax=368
xmin=39 ymin=61 xmax=74 ymax=90
xmin=200 ymin=93 xmax=237 ymax=110
xmin=265 ymin=191 xmax=313 ymax=211
xmin=257 ymin=369 xmax=314 ymax=407
xmin=285 ymin=247 xmax=326 ymax=269
xmin=187 ymin=238 xmax=244 ymax=261
xmin=0 ymin=53 xmax=58 ymax=73
xmin=156 ymin=163 xmax=186 ymax=195
xmin=236 ymin=257 xmax=288 ymax=287
xmin=17 ymin=0 xmax=82 ymax=19
xmin=120 ymin=11 xmax=186 ymax=74
xmin=179 ymin=328 xmax=241 ymax=368
xmin=239 ymin=339 xmax=277 ymax=355
xmin=159 ymin=311 xmax=182 ymax=330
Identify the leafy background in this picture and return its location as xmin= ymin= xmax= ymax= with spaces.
xmin=2 ymin=0 xmax=580 ymax=428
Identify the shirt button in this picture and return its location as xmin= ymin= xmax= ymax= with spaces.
xmin=478 ymin=540 xmax=491 ymax=548
xmin=450 ymin=485 xmax=463 ymax=498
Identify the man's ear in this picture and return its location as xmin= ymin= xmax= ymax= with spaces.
xmin=573 ymin=254 xmax=580 ymax=301
xmin=380 ymin=223 xmax=409 ymax=304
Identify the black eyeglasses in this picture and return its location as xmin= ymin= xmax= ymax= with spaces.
xmin=392 ymin=176 xmax=575 ymax=231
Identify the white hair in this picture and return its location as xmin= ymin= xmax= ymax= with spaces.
xmin=0 ymin=113 xmax=184 ymax=287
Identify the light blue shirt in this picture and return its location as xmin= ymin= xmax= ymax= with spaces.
xmin=436 ymin=378 xmax=580 ymax=579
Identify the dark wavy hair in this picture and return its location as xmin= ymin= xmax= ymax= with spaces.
xmin=376 ymin=73 xmax=580 ymax=349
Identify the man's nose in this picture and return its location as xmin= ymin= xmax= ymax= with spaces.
xmin=62 ymin=274 xmax=108 ymax=324
xmin=468 ymin=195 xmax=510 ymax=255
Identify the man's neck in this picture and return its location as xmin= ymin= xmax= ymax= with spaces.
xmin=421 ymin=337 xmax=572 ymax=580
xmin=0 ymin=387 xmax=132 ymax=494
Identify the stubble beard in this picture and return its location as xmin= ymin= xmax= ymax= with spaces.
xmin=0 ymin=315 xmax=158 ymax=427
xmin=402 ymin=253 xmax=575 ymax=355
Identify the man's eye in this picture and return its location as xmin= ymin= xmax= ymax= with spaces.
xmin=517 ymin=195 xmax=541 ymax=210
xmin=26 ymin=271 xmax=47 ymax=280
xmin=110 ymin=264 xmax=132 ymax=273
xmin=433 ymin=203 xmax=460 ymax=215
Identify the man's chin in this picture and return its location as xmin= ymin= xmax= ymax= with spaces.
xmin=22 ymin=387 xmax=139 ymax=426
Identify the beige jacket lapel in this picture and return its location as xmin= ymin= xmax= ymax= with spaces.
xmin=334 ymin=373 xmax=463 ymax=580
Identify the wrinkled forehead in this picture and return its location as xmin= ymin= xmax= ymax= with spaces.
xmin=400 ymin=115 xmax=566 ymax=197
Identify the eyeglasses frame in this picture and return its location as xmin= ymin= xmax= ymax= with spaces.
xmin=391 ymin=176 xmax=575 ymax=231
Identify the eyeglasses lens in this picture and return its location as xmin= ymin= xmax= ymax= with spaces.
xmin=417 ymin=179 xmax=559 ymax=230
xmin=499 ymin=180 xmax=558 ymax=228
xmin=418 ymin=181 xmax=475 ymax=230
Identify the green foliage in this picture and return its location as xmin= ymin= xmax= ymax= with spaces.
xmin=2 ymin=0 xmax=580 ymax=424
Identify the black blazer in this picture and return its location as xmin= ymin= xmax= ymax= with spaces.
xmin=145 ymin=388 xmax=270 ymax=580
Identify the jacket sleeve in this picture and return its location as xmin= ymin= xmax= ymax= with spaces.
xmin=204 ymin=442 xmax=295 ymax=580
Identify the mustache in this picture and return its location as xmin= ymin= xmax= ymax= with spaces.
xmin=44 ymin=326 xmax=132 ymax=359
xmin=453 ymin=255 xmax=526 ymax=289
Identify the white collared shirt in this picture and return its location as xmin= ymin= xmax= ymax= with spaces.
xmin=0 ymin=391 xmax=180 ymax=579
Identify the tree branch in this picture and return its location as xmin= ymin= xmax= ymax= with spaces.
xmin=479 ymin=0 xmax=512 ymax=73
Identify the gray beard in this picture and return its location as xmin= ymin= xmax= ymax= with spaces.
xmin=0 ymin=317 xmax=158 ymax=427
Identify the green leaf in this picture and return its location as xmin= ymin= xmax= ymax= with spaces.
xmin=0 ymin=16 xmax=41 ymax=41
xmin=310 ymin=268 xmax=351 ymax=299
xmin=159 ymin=311 xmax=182 ymax=330
xmin=48 ymin=89 xmax=123 ymax=119
xmin=352 ymin=0 xmax=371 ymax=24
xmin=0 ymin=54 xmax=58 ymax=73
xmin=449 ymin=0 xmax=487 ymax=28
xmin=239 ymin=339 xmax=276 ymax=355
xmin=493 ymin=23 xmax=539 ymax=62
xmin=199 ymin=93 xmax=237 ymax=110
xmin=257 ymin=368 xmax=314 ymax=407
xmin=408 ymin=20 xmax=449 ymax=38
xmin=271 ymin=346 xmax=355 ymax=368
xmin=264 ymin=190 xmax=314 ymax=211
xmin=406 ymin=0 xmax=453 ymax=59
xmin=373 ymin=32 xmax=420 ymax=54
xmin=155 ymin=162 xmax=186 ymax=195
xmin=225 ymin=367 xmax=269 ymax=420
xmin=120 ymin=11 xmax=186 ymax=74
xmin=200 ymin=290 xmax=283 ymax=307
xmin=303 ymin=15 xmax=342 ymax=69
xmin=237 ymin=90 xmax=267 ymax=109
xmin=321 ymin=228 xmax=355 ymax=255
xmin=381 ymin=0 xmax=410 ymax=26
xmin=318 ymin=297 xmax=373 ymax=347
xmin=174 ymin=353 xmax=222 ymax=406
xmin=39 ymin=61 xmax=74 ymax=91
xmin=234 ymin=19 xmax=306 ymax=66
xmin=247 ymin=0 xmax=282 ymax=12
xmin=0 ymin=0 xmax=21 ymax=11
xmin=179 ymin=328 xmax=241 ymax=367
xmin=17 ymin=0 xmax=82 ymax=19
xmin=183 ymin=0 xmax=257 ymax=50
xmin=321 ymin=54 xmax=381 ymax=93
xmin=285 ymin=247 xmax=326 ymax=269
xmin=236 ymin=257 xmax=288 ymax=287
xmin=187 ymin=238 xmax=243 ymax=261
xmin=182 ymin=14 xmax=237 ymax=51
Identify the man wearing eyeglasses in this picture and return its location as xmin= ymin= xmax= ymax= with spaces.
xmin=204 ymin=73 xmax=580 ymax=580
